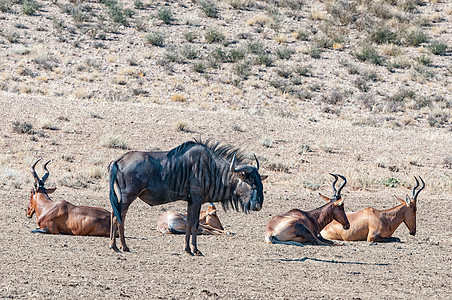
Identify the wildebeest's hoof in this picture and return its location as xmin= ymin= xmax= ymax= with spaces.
xmin=193 ymin=249 xmax=204 ymax=256
xmin=110 ymin=245 xmax=121 ymax=252
xmin=122 ymin=246 xmax=131 ymax=252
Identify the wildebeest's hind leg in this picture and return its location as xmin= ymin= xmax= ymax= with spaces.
xmin=118 ymin=208 xmax=130 ymax=252
xmin=110 ymin=213 xmax=120 ymax=252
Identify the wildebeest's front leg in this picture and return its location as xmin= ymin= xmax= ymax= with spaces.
xmin=185 ymin=198 xmax=203 ymax=256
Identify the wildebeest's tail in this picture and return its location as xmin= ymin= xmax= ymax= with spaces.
xmin=109 ymin=161 xmax=122 ymax=224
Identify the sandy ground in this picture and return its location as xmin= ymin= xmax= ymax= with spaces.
xmin=1 ymin=93 xmax=451 ymax=299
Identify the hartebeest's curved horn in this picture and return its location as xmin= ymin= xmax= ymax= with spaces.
xmin=413 ymin=176 xmax=425 ymax=201
xmin=30 ymin=158 xmax=42 ymax=184
xmin=41 ymin=160 xmax=51 ymax=183
xmin=336 ymin=174 xmax=347 ymax=197
xmin=411 ymin=176 xmax=420 ymax=198
xmin=329 ymin=173 xmax=338 ymax=195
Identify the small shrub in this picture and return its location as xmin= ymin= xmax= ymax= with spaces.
xmin=294 ymin=65 xmax=312 ymax=77
xmin=229 ymin=48 xmax=247 ymax=62
xmin=199 ymin=0 xmax=219 ymax=18
xmin=369 ymin=27 xmax=398 ymax=45
xmin=180 ymin=45 xmax=198 ymax=60
xmin=254 ymin=53 xmax=273 ymax=66
xmin=404 ymin=28 xmax=429 ymax=47
xmin=234 ymin=61 xmax=252 ymax=79
xmin=171 ymin=94 xmax=186 ymax=102
xmin=276 ymin=68 xmax=291 ymax=79
xmin=416 ymin=54 xmax=432 ymax=66
xmin=229 ymin=0 xmax=256 ymax=9
xmin=157 ymin=7 xmax=173 ymax=24
xmin=266 ymin=162 xmax=290 ymax=173
xmin=261 ymin=138 xmax=273 ymax=148
xmin=428 ymin=40 xmax=448 ymax=56
xmin=40 ymin=119 xmax=59 ymax=131
xmin=192 ymin=61 xmax=206 ymax=73
xmin=247 ymin=40 xmax=266 ymax=55
xmin=443 ymin=156 xmax=452 ymax=169
xmin=323 ymin=91 xmax=345 ymax=105
xmin=275 ymin=47 xmax=295 ymax=60
xmin=12 ymin=121 xmax=34 ymax=134
xmin=382 ymin=177 xmax=400 ymax=187
xmin=175 ymin=122 xmax=189 ymax=132
xmin=146 ymin=31 xmax=165 ymax=47
xmin=205 ymin=28 xmax=224 ymax=43
xmin=22 ymin=0 xmax=40 ymax=16
xmin=299 ymin=144 xmax=311 ymax=154
xmin=308 ymin=46 xmax=323 ymax=59
xmin=134 ymin=0 xmax=144 ymax=9
xmin=184 ymin=31 xmax=198 ymax=43
xmin=102 ymin=136 xmax=128 ymax=149
xmin=354 ymin=44 xmax=384 ymax=66
xmin=390 ymin=89 xmax=416 ymax=103
xmin=0 ymin=0 xmax=12 ymax=12
xmin=303 ymin=180 xmax=320 ymax=191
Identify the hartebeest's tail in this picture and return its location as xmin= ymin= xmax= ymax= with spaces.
xmin=109 ymin=161 xmax=122 ymax=224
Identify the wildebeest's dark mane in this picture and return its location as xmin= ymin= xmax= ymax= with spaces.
xmin=167 ymin=139 xmax=246 ymax=165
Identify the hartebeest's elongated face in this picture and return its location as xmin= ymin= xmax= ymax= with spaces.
xmin=319 ymin=194 xmax=350 ymax=230
xmin=26 ymin=187 xmax=56 ymax=218
xmin=27 ymin=158 xmax=56 ymax=218
xmin=395 ymin=195 xmax=417 ymax=236
xmin=395 ymin=176 xmax=425 ymax=236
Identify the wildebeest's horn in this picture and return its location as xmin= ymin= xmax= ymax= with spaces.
xmin=254 ymin=154 xmax=259 ymax=171
xmin=41 ymin=160 xmax=51 ymax=183
xmin=30 ymin=158 xmax=42 ymax=183
xmin=230 ymin=154 xmax=237 ymax=172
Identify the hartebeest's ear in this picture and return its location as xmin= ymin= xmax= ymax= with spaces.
xmin=260 ymin=175 xmax=268 ymax=181
xmin=394 ymin=195 xmax=406 ymax=205
xmin=46 ymin=187 xmax=56 ymax=194
xmin=333 ymin=199 xmax=344 ymax=206
xmin=318 ymin=193 xmax=330 ymax=202
xmin=405 ymin=195 xmax=412 ymax=206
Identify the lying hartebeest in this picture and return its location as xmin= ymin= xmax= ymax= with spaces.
xmin=109 ymin=140 xmax=266 ymax=255
xmin=321 ymin=176 xmax=425 ymax=242
xmin=26 ymin=158 xmax=111 ymax=236
xmin=265 ymin=174 xmax=350 ymax=246
xmin=157 ymin=203 xmax=231 ymax=235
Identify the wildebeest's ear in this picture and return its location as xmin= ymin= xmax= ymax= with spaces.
xmin=318 ymin=193 xmax=330 ymax=202
xmin=46 ymin=187 xmax=57 ymax=194
xmin=260 ymin=175 xmax=268 ymax=181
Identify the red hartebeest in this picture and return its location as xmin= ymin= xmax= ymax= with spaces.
xmin=157 ymin=203 xmax=231 ymax=235
xmin=26 ymin=159 xmax=111 ymax=236
xmin=321 ymin=176 xmax=425 ymax=242
xmin=265 ymin=174 xmax=350 ymax=246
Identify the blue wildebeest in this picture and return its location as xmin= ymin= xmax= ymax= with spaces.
xmin=109 ymin=140 xmax=267 ymax=255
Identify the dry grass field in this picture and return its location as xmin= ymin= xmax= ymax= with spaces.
xmin=0 ymin=0 xmax=451 ymax=299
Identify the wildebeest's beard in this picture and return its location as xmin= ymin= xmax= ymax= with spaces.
xmin=230 ymin=181 xmax=253 ymax=213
